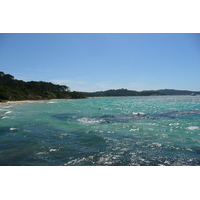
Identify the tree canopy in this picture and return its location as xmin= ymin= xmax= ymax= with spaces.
xmin=80 ymin=88 xmax=163 ymax=97
xmin=0 ymin=71 xmax=85 ymax=101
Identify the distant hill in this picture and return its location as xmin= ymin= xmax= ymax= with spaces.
xmin=80 ymin=88 xmax=200 ymax=97
xmin=80 ymin=88 xmax=163 ymax=97
xmin=0 ymin=71 xmax=85 ymax=101
xmin=157 ymin=89 xmax=200 ymax=95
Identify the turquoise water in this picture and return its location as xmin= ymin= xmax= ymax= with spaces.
xmin=0 ymin=96 xmax=200 ymax=166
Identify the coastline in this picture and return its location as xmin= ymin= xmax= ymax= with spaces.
xmin=0 ymin=99 xmax=64 ymax=106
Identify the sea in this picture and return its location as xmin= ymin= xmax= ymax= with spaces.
xmin=0 ymin=96 xmax=200 ymax=166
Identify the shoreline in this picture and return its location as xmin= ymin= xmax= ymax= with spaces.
xmin=0 ymin=99 xmax=64 ymax=106
xmin=1 ymin=95 xmax=195 ymax=106
xmin=0 ymin=97 xmax=89 ymax=106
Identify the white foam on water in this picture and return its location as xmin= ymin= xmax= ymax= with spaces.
xmin=107 ymin=131 xmax=115 ymax=134
xmin=4 ymin=105 xmax=13 ymax=108
xmin=2 ymin=116 xmax=9 ymax=119
xmin=132 ymin=112 xmax=146 ymax=116
xmin=164 ymin=160 xmax=170 ymax=165
xmin=36 ymin=151 xmax=48 ymax=155
xmin=187 ymin=148 xmax=193 ymax=152
xmin=130 ymin=127 xmax=140 ymax=132
xmin=169 ymin=123 xmax=180 ymax=126
xmin=10 ymin=128 xmax=19 ymax=131
xmin=152 ymin=142 xmax=162 ymax=147
xmin=186 ymin=126 xmax=199 ymax=130
xmin=47 ymin=101 xmax=56 ymax=104
xmin=97 ymin=155 xmax=113 ymax=165
xmin=77 ymin=117 xmax=104 ymax=124
xmin=60 ymin=133 xmax=70 ymax=136
xmin=5 ymin=111 xmax=12 ymax=114
xmin=49 ymin=149 xmax=58 ymax=152
xmin=65 ymin=157 xmax=86 ymax=165
xmin=139 ymin=158 xmax=145 ymax=162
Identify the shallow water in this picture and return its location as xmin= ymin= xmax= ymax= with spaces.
xmin=0 ymin=96 xmax=200 ymax=166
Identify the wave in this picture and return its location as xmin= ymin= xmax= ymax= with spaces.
xmin=53 ymin=113 xmax=132 ymax=124
xmin=77 ymin=117 xmax=104 ymax=124
xmin=10 ymin=128 xmax=19 ymax=131
xmin=2 ymin=116 xmax=9 ymax=119
xmin=5 ymin=111 xmax=12 ymax=114
xmin=186 ymin=126 xmax=199 ymax=130
xmin=53 ymin=109 xmax=200 ymax=126
xmin=100 ymin=114 xmax=131 ymax=123
xmin=130 ymin=109 xmax=200 ymax=120
xmin=132 ymin=112 xmax=146 ymax=116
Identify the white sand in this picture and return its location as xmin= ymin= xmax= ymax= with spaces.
xmin=0 ymin=99 xmax=63 ymax=106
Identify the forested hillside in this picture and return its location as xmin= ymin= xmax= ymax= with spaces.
xmin=80 ymin=88 xmax=200 ymax=97
xmin=0 ymin=72 xmax=85 ymax=101
xmin=157 ymin=89 xmax=200 ymax=95
xmin=80 ymin=88 xmax=163 ymax=97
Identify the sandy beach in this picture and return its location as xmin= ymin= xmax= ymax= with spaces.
xmin=0 ymin=99 xmax=62 ymax=106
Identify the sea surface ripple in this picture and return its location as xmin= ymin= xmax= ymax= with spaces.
xmin=0 ymin=96 xmax=200 ymax=166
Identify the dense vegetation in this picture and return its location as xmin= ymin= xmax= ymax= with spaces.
xmin=157 ymin=89 xmax=200 ymax=95
xmin=80 ymin=88 xmax=163 ymax=97
xmin=0 ymin=72 xmax=85 ymax=101
xmin=1 ymin=71 xmax=199 ymax=101
xmin=80 ymin=88 xmax=200 ymax=97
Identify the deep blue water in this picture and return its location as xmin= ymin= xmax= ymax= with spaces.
xmin=0 ymin=96 xmax=200 ymax=166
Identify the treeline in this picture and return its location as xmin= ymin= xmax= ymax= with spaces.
xmin=80 ymin=88 xmax=163 ymax=97
xmin=80 ymin=88 xmax=200 ymax=97
xmin=0 ymin=72 xmax=85 ymax=101
xmin=157 ymin=89 xmax=200 ymax=95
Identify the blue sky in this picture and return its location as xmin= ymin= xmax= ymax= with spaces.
xmin=0 ymin=33 xmax=200 ymax=92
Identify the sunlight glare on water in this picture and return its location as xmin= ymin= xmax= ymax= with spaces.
xmin=0 ymin=96 xmax=200 ymax=166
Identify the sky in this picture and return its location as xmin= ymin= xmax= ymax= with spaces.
xmin=0 ymin=33 xmax=200 ymax=92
